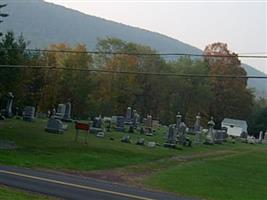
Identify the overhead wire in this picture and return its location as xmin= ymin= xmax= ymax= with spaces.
xmin=0 ymin=64 xmax=266 ymax=79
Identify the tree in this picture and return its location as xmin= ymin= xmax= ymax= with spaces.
xmin=95 ymin=38 xmax=169 ymax=119
xmin=248 ymin=98 xmax=267 ymax=135
xmin=39 ymin=43 xmax=93 ymax=117
xmin=204 ymin=42 xmax=253 ymax=126
xmin=0 ymin=32 xmax=29 ymax=100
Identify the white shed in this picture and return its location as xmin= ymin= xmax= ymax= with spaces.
xmin=221 ymin=118 xmax=248 ymax=137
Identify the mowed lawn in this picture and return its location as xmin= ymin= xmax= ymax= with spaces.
xmin=0 ymin=119 xmax=176 ymax=170
xmin=145 ymin=146 xmax=267 ymax=200
xmin=0 ymin=185 xmax=57 ymax=200
xmin=1 ymin=119 xmax=267 ymax=200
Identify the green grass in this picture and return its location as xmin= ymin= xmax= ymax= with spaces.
xmin=145 ymin=147 xmax=267 ymax=200
xmin=1 ymin=119 xmax=267 ymax=200
xmin=0 ymin=119 xmax=180 ymax=170
xmin=0 ymin=185 xmax=56 ymax=200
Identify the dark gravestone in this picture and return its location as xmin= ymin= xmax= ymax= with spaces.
xmin=136 ymin=138 xmax=145 ymax=146
xmin=128 ymin=125 xmax=134 ymax=133
xmin=140 ymin=127 xmax=145 ymax=134
xmin=5 ymin=92 xmax=14 ymax=118
xmin=214 ymin=130 xmax=224 ymax=144
xmin=106 ymin=120 xmax=111 ymax=132
xmin=178 ymin=122 xmax=186 ymax=145
xmin=91 ymin=117 xmax=103 ymax=133
xmin=55 ymin=104 xmax=66 ymax=120
xmin=22 ymin=106 xmax=35 ymax=121
xmin=116 ymin=116 xmax=125 ymax=132
xmin=45 ymin=117 xmax=68 ymax=134
xmin=164 ymin=125 xmax=177 ymax=148
xmin=62 ymin=102 xmax=72 ymax=122
xmin=121 ymin=135 xmax=131 ymax=143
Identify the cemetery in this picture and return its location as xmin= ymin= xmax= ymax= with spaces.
xmin=0 ymin=94 xmax=267 ymax=200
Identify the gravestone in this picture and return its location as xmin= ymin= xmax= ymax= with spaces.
xmin=116 ymin=116 xmax=125 ymax=132
xmin=247 ymin=135 xmax=256 ymax=144
xmin=55 ymin=104 xmax=66 ymax=119
xmin=176 ymin=112 xmax=182 ymax=129
xmin=121 ymin=135 xmax=131 ymax=143
xmin=140 ymin=127 xmax=145 ymax=134
xmin=178 ymin=122 xmax=187 ymax=145
xmin=205 ymin=117 xmax=215 ymax=145
xmin=5 ymin=92 xmax=14 ymax=118
xmin=62 ymin=102 xmax=72 ymax=122
xmin=144 ymin=114 xmax=153 ymax=136
xmin=128 ymin=125 xmax=134 ymax=133
xmin=136 ymin=138 xmax=145 ymax=146
xmin=240 ymin=131 xmax=248 ymax=143
xmin=132 ymin=110 xmax=140 ymax=128
xmin=111 ymin=116 xmax=117 ymax=124
xmin=147 ymin=141 xmax=156 ymax=147
xmin=96 ymin=132 xmax=105 ymax=138
xmin=125 ymin=107 xmax=132 ymax=125
xmin=145 ymin=114 xmax=153 ymax=128
xmin=91 ymin=117 xmax=103 ymax=133
xmin=92 ymin=117 xmax=102 ymax=128
xmin=22 ymin=106 xmax=35 ymax=121
xmin=258 ymin=131 xmax=263 ymax=143
xmin=164 ymin=125 xmax=177 ymax=148
xmin=194 ymin=113 xmax=201 ymax=144
xmin=176 ymin=112 xmax=182 ymax=141
xmin=214 ymin=130 xmax=224 ymax=144
xmin=105 ymin=119 xmax=111 ymax=132
xmin=15 ymin=107 xmax=19 ymax=119
xmin=262 ymin=131 xmax=267 ymax=144
xmin=45 ymin=117 xmax=68 ymax=134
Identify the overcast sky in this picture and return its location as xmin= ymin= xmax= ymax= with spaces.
xmin=45 ymin=0 xmax=267 ymax=73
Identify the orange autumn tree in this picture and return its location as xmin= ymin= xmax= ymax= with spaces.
xmin=204 ymin=42 xmax=253 ymax=124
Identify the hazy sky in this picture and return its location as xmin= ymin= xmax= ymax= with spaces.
xmin=45 ymin=0 xmax=267 ymax=73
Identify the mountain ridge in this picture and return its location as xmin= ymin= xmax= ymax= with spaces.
xmin=1 ymin=0 xmax=266 ymax=98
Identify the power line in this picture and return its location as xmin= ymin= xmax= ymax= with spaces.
xmin=1 ymin=64 xmax=267 ymax=79
xmin=0 ymin=48 xmax=267 ymax=58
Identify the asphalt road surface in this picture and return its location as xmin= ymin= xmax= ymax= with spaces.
xmin=0 ymin=165 xmax=196 ymax=200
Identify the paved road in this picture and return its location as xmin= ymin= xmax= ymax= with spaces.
xmin=0 ymin=166 xmax=196 ymax=200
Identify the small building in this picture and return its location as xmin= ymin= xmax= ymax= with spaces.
xmin=221 ymin=118 xmax=248 ymax=137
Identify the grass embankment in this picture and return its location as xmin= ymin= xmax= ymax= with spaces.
xmin=0 ymin=119 xmax=186 ymax=170
xmin=145 ymin=146 xmax=267 ymax=200
xmin=0 ymin=118 xmax=238 ymax=171
xmin=0 ymin=185 xmax=57 ymax=200
xmin=1 ymin=119 xmax=267 ymax=200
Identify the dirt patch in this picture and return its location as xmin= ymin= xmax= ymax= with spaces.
xmin=57 ymin=149 xmax=238 ymax=187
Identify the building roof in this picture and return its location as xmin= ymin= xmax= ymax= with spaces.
xmin=222 ymin=118 xmax=248 ymax=128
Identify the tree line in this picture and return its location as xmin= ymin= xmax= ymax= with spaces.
xmin=0 ymin=32 xmax=266 ymax=133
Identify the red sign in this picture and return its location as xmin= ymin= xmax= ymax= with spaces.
xmin=75 ymin=122 xmax=90 ymax=131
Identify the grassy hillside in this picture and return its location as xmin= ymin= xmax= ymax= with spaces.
xmin=1 ymin=119 xmax=267 ymax=200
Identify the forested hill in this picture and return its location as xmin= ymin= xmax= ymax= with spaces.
xmin=1 ymin=0 xmax=266 ymax=98
xmin=1 ymin=0 xmax=202 ymax=54
xmin=242 ymin=64 xmax=267 ymax=99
